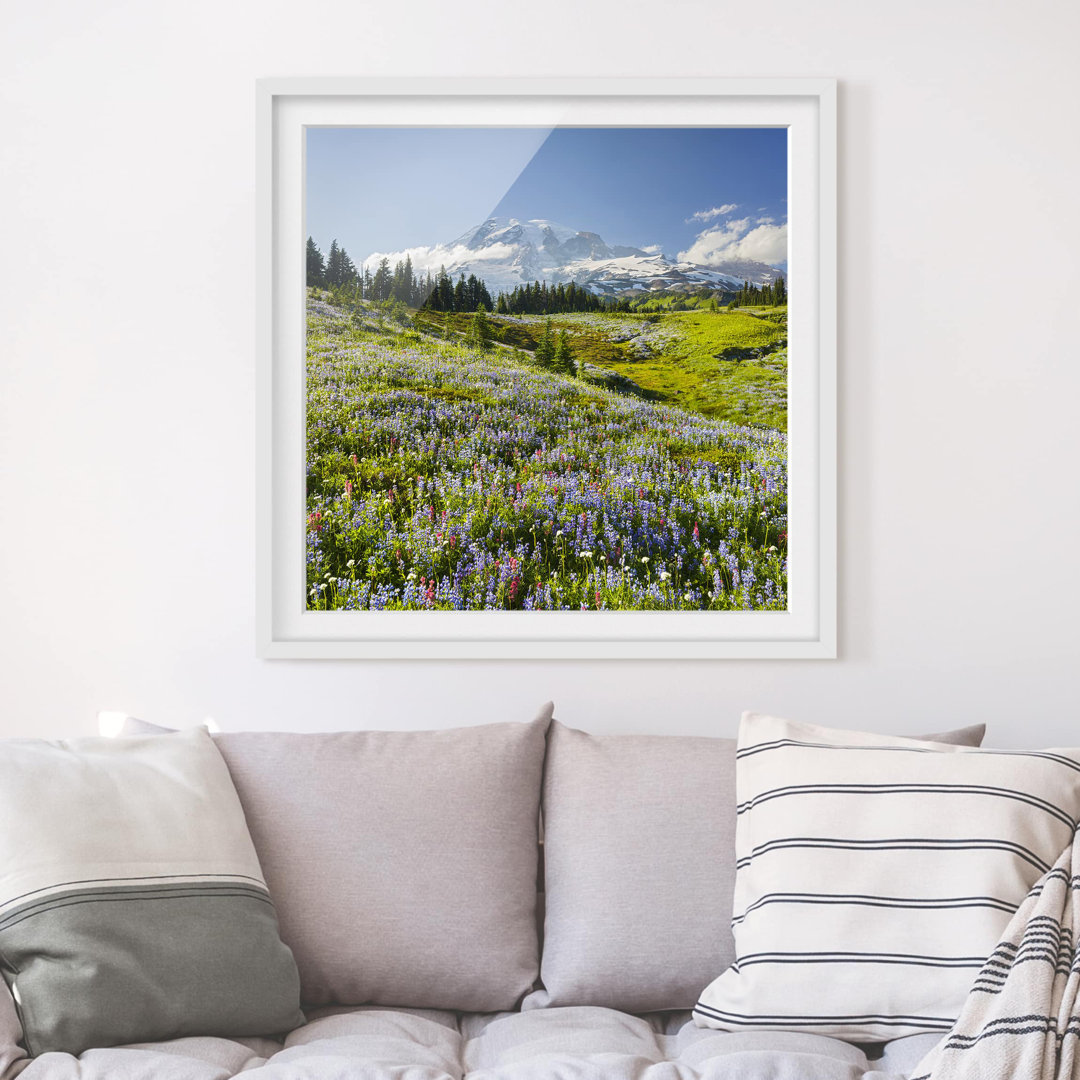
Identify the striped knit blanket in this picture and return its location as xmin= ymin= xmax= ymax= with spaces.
xmin=911 ymin=829 xmax=1079 ymax=1080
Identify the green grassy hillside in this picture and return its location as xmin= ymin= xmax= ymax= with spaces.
xmin=415 ymin=306 xmax=787 ymax=429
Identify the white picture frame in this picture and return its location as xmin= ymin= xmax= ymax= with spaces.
xmin=257 ymin=77 xmax=836 ymax=659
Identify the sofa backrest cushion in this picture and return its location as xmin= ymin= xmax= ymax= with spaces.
xmin=528 ymin=718 xmax=986 ymax=1013
xmin=126 ymin=707 xmax=551 ymax=1012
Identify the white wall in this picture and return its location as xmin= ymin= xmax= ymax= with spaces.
xmin=1 ymin=1 xmax=1077 ymax=745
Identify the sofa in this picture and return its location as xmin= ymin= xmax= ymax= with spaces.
xmin=0 ymin=704 xmax=1058 ymax=1080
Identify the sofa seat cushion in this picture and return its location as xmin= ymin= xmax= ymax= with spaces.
xmin=4 ymin=1004 xmax=940 ymax=1079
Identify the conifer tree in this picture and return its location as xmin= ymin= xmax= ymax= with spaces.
xmin=371 ymin=258 xmax=392 ymax=302
xmin=339 ymin=249 xmax=358 ymax=288
xmin=306 ymin=237 xmax=326 ymax=288
xmin=463 ymin=274 xmax=479 ymax=311
xmin=421 ymin=267 xmax=458 ymax=311
xmin=438 ymin=268 xmax=452 ymax=311
xmin=467 ymin=304 xmax=492 ymax=350
xmin=325 ymin=240 xmax=343 ymax=287
xmin=535 ymin=318 xmax=556 ymax=366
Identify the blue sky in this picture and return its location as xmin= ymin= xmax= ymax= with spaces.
xmin=306 ymin=126 xmax=788 ymax=271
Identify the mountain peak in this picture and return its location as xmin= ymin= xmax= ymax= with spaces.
xmin=451 ymin=216 xmax=581 ymax=252
xmin=443 ymin=216 xmax=781 ymax=296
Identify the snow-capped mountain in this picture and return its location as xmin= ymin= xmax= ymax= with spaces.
xmin=438 ymin=217 xmax=782 ymax=296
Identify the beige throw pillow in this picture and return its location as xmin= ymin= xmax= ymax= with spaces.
xmin=126 ymin=706 xmax=552 ymax=1011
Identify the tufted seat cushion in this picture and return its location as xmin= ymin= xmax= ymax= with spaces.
xmin=3 ymin=1002 xmax=940 ymax=1079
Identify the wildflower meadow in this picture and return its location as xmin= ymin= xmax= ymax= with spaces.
xmin=306 ymin=297 xmax=788 ymax=611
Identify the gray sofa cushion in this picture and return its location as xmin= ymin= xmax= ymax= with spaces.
xmin=124 ymin=708 xmax=552 ymax=1012
xmin=531 ymin=720 xmax=986 ymax=1013
xmin=0 ymin=1000 xmax=929 ymax=1078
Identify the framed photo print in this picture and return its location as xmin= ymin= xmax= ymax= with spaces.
xmin=257 ymin=77 xmax=836 ymax=658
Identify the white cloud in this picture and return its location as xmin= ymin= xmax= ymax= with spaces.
xmin=685 ymin=204 xmax=738 ymax=224
xmin=640 ymin=243 xmax=662 ymax=255
xmin=678 ymin=218 xmax=788 ymax=267
xmin=360 ymin=242 xmax=519 ymax=274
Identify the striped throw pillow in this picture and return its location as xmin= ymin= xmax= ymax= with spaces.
xmin=693 ymin=713 xmax=1080 ymax=1041
xmin=0 ymin=728 xmax=303 ymax=1056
